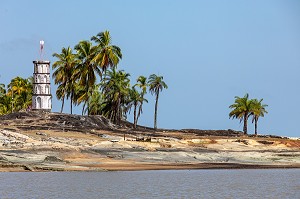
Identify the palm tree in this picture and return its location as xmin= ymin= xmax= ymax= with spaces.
xmin=7 ymin=77 xmax=27 ymax=95
xmin=0 ymin=95 xmax=11 ymax=115
xmin=101 ymin=68 xmax=130 ymax=124
xmin=16 ymin=77 xmax=33 ymax=110
xmin=72 ymin=83 xmax=87 ymax=115
xmin=55 ymin=84 xmax=66 ymax=113
xmin=250 ymin=99 xmax=268 ymax=135
xmin=67 ymin=75 xmax=79 ymax=115
xmin=52 ymin=47 xmax=78 ymax=113
xmin=0 ymin=83 xmax=6 ymax=98
xmin=0 ymin=83 xmax=10 ymax=115
xmin=128 ymin=88 xmax=139 ymax=128
xmin=83 ymin=84 xmax=105 ymax=115
xmin=91 ymin=30 xmax=122 ymax=71
xmin=128 ymin=87 xmax=148 ymax=129
xmin=229 ymin=93 xmax=253 ymax=135
xmin=134 ymin=76 xmax=148 ymax=126
xmin=74 ymin=40 xmax=100 ymax=114
xmin=7 ymin=76 xmax=32 ymax=112
xmin=148 ymin=74 xmax=168 ymax=130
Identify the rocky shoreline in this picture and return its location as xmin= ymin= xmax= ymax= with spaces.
xmin=0 ymin=112 xmax=299 ymax=172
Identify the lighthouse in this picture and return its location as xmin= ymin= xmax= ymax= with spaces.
xmin=32 ymin=40 xmax=52 ymax=111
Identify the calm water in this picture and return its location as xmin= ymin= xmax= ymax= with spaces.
xmin=0 ymin=169 xmax=299 ymax=199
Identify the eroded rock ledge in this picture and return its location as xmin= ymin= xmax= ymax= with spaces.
xmin=0 ymin=112 xmax=299 ymax=172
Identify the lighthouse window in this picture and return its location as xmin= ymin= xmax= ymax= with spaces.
xmin=38 ymin=85 xmax=42 ymax=94
xmin=38 ymin=75 xmax=43 ymax=83
xmin=45 ymin=85 xmax=50 ymax=94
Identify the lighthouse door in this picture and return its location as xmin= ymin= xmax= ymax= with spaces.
xmin=36 ymin=97 xmax=41 ymax=109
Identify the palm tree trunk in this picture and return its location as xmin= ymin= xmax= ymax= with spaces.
xmin=70 ymin=93 xmax=73 ymax=115
xmin=133 ymin=104 xmax=137 ymax=129
xmin=82 ymin=102 xmax=86 ymax=115
xmin=60 ymin=97 xmax=65 ymax=113
xmin=113 ymin=108 xmax=116 ymax=124
xmin=87 ymin=100 xmax=90 ymax=116
xmin=118 ymin=109 xmax=121 ymax=125
xmin=136 ymin=102 xmax=143 ymax=126
xmin=243 ymin=113 xmax=248 ymax=135
xmin=117 ymin=97 xmax=121 ymax=125
xmin=254 ymin=117 xmax=258 ymax=136
xmin=154 ymin=91 xmax=159 ymax=130
xmin=88 ymin=89 xmax=93 ymax=116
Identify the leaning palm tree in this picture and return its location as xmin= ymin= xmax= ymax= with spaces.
xmin=134 ymin=76 xmax=148 ymax=126
xmin=229 ymin=93 xmax=253 ymax=135
xmin=250 ymin=99 xmax=268 ymax=136
xmin=74 ymin=40 xmax=100 ymax=114
xmin=52 ymin=47 xmax=78 ymax=113
xmin=91 ymin=30 xmax=122 ymax=71
xmin=148 ymin=74 xmax=168 ymax=130
xmin=55 ymin=84 xmax=66 ymax=113
xmin=72 ymin=83 xmax=88 ymax=115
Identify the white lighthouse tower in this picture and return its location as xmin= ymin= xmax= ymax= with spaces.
xmin=32 ymin=40 xmax=52 ymax=111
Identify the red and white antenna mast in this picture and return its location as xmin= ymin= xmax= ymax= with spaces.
xmin=39 ymin=40 xmax=45 ymax=60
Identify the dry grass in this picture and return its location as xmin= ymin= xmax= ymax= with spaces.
xmin=159 ymin=142 xmax=172 ymax=148
xmin=187 ymin=139 xmax=217 ymax=147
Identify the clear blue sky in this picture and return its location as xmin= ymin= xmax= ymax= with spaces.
xmin=1 ymin=0 xmax=299 ymax=137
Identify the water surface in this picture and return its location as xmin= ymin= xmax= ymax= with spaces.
xmin=0 ymin=169 xmax=299 ymax=198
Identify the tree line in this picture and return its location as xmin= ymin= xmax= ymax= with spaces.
xmin=0 ymin=31 xmax=269 ymax=134
xmin=52 ymin=30 xmax=168 ymax=130
xmin=229 ymin=93 xmax=268 ymax=135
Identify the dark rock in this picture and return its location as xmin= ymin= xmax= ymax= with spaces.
xmin=136 ymin=136 xmax=151 ymax=142
xmin=257 ymin=140 xmax=274 ymax=145
xmin=234 ymin=139 xmax=249 ymax=145
xmin=180 ymin=129 xmax=243 ymax=136
xmin=44 ymin=156 xmax=64 ymax=162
